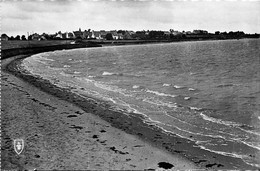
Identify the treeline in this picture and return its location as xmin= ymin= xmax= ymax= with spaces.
xmin=2 ymin=30 xmax=260 ymax=42
xmin=130 ymin=30 xmax=260 ymax=41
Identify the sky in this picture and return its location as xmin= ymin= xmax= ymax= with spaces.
xmin=1 ymin=0 xmax=260 ymax=37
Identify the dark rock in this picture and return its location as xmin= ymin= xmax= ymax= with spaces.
xmin=67 ymin=115 xmax=77 ymax=118
xmin=205 ymin=163 xmax=224 ymax=168
xmin=92 ymin=135 xmax=98 ymax=138
xmin=158 ymin=162 xmax=174 ymax=169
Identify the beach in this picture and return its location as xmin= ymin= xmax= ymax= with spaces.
xmin=1 ymin=54 xmax=199 ymax=170
xmin=2 ymin=41 xmax=259 ymax=170
xmin=2 ymin=0 xmax=260 ymax=169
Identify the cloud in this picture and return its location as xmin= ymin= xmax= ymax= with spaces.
xmin=1 ymin=0 xmax=260 ymax=36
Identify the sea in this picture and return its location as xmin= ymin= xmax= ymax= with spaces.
xmin=21 ymin=39 xmax=260 ymax=168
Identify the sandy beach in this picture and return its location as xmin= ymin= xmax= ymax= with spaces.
xmin=1 ymin=55 xmax=200 ymax=170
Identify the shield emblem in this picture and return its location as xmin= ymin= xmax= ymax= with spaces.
xmin=14 ymin=139 xmax=24 ymax=155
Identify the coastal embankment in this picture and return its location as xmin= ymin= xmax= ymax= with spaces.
xmin=1 ymin=44 xmax=198 ymax=170
xmin=1 ymin=42 xmax=102 ymax=59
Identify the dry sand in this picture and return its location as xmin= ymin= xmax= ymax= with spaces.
xmin=1 ymin=56 xmax=199 ymax=170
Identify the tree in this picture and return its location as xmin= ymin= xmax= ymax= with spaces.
xmin=21 ymin=35 xmax=27 ymax=40
xmin=28 ymin=35 xmax=32 ymax=40
xmin=215 ymin=31 xmax=220 ymax=35
xmin=1 ymin=33 xmax=9 ymax=37
xmin=105 ymin=33 xmax=113 ymax=40
xmin=42 ymin=33 xmax=50 ymax=40
xmin=15 ymin=35 xmax=21 ymax=40
xmin=228 ymin=31 xmax=234 ymax=35
xmin=10 ymin=36 xmax=15 ymax=40
xmin=135 ymin=31 xmax=147 ymax=40
xmin=148 ymin=30 xmax=164 ymax=39
xmin=117 ymin=30 xmax=126 ymax=35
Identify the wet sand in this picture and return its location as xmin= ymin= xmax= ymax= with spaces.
xmin=2 ymin=52 xmax=258 ymax=170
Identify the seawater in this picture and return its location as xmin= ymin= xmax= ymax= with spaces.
xmin=22 ymin=39 xmax=260 ymax=167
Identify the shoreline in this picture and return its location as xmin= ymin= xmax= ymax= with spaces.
xmin=2 ymin=55 xmax=198 ymax=170
xmin=2 ymin=46 xmax=258 ymax=169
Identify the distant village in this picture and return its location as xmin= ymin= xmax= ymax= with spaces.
xmin=1 ymin=28 xmax=259 ymax=41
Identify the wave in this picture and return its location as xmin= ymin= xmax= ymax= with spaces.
xmin=200 ymin=112 xmax=241 ymax=127
xmin=94 ymin=82 xmax=121 ymax=92
xmin=199 ymin=112 xmax=260 ymax=137
xmin=93 ymin=82 xmax=132 ymax=98
xmin=133 ymin=85 xmax=140 ymax=89
xmin=146 ymin=89 xmax=176 ymax=98
xmin=184 ymin=97 xmax=191 ymax=100
xmin=102 ymin=71 xmax=115 ymax=76
xmin=197 ymin=145 xmax=260 ymax=168
xmin=132 ymin=85 xmax=146 ymax=90
xmin=163 ymin=83 xmax=171 ymax=87
xmin=102 ymin=71 xmax=144 ymax=78
xmin=217 ymin=84 xmax=234 ymax=88
xmin=158 ymin=116 xmax=235 ymax=140
xmin=63 ymin=65 xmax=70 ymax=68
xmin=148 ymin=112 xmax=260 ymax=153
xmin=188 ymin=88 xmax=196 ymax=91
xmin=173 ymin=85 xmax=183 ymax=89
xmin=143 ymin=98 xmax=177 ymax=108
xmin=113 ymin=98 xmax=144 ymax=115
xmin=199 ymin=113 xmax=260 ymax=138
xmin=189 ymin=106 xmax=203 ymax=111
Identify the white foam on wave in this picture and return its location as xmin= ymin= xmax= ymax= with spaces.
xmin=163 ymin=111 xmax=195 ymax=126
xmin=146 ymin=89 xmax=176 ymax=98
xmin=188 ymin=88 xmax=196 ymax=91
xmin=198 ymin=145 xmax=246 ymax=159
xmin=200 ymin=110 xmax=260 ymax=137
xmin=162 ymin=119 xmax=232 ymax=140
xmin=143 ymin=98 xmax=177 ymax=108
xmin=200 ymin=112 xmax=241 ymax=127
xmin=133 ymin=85 xmax=140 ymax=89
xmin=74 ymin=71 xmax=81 ymax=74
xmin=197 ymin=145 xmax=260 ymax=168
xmin=63 ymin=65 xmax=70 ymax=68
xmin=189 ymin=106 xmax=202 ymax=110
xmin=198 ymin=112 xmax=260 ymax=144
xmin=152 ymin=115 xmax=259 ymax=152
xmin=173 ymin=85 xmax=182 ymax=89
xmin=81 ymin=77 xmax=94 ymax=83
xmin=163 ymin=83 xmax=171 ymax=87
xmin=115 ymin=98 xmax=143 ymax=115
xmin=102 ymin=71 xmax=115 ymax=76
xmin=102 ymin=96 xmax=117 ymax=104
xmin=143 ymin=117 xmax=165 ymax=126
xmin=94 ymin=82 xmax=123 ymax=94
xmin=184 ymin=97 xmax=191 ymax=100
xmin=152 ymin=124 xmax=195 ymax=141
